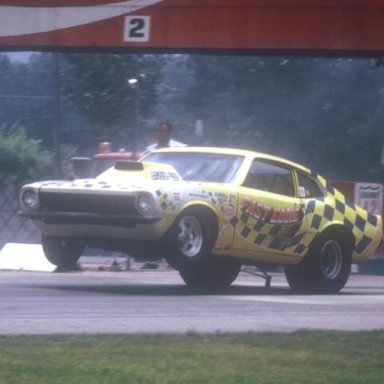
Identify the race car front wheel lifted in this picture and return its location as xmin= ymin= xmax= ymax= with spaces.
xmin=42 ymin=235 xmax=84 ymax=270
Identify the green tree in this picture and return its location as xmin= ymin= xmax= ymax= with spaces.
xmin=180 ymin=55 xmax=384 ymax=180
xmin=0 ymin=53 xmax=166 ymax=155
xmin=60 ymin=53 xmax=166 ymax=151
xmin=0 ymin=53 xmax=56 ymax=150
xmin=0 ymin=124 xmax=53 ymax=182
xmin=2 ymin=52 xmax=384 ymax=181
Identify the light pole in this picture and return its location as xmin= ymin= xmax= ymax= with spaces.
xmin=52 ymin=52 xmax=62 ymax=177
xmin=128 ymin=75 xmax=144 ymax=157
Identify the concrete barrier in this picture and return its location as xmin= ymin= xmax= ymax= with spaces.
xmin=0 ymin=243 xmax=55 ymax=272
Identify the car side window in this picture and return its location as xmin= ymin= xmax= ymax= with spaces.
xmin=243 ymin=160 xmax=295 ymax=197
xmin=297 ymin=172 xmax=324 ymax=198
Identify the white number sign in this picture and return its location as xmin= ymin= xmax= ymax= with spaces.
xmin=124 ymin=16 xmax=150 ymax=42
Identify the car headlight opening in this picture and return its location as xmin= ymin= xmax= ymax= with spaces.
xmin=22 ymin=190 xmax=39 ymax=210
xmin=136 ymin=193 xmax=154 ymax=215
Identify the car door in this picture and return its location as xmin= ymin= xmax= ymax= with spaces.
xmin=231 ymin=159 xmax=309 ymax=262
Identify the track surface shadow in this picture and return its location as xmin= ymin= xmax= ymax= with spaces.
xmin=27 ymin=273 xmax=384 ymax=296
xmin=32 ymin=283 xmax=293 ymax=296
xmin=30 ymin=283 xmax=384 ymax=296
xmin=30 ymin=278 xmax=384 ymax=296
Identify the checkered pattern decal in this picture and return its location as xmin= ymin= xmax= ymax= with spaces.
xmin=229 ymin=173 xmax=380 ymax=258
xmin=230 ymin=206 xmax=312 ymax=256
xmin=311 ymin=173 xmax=379 ymax=256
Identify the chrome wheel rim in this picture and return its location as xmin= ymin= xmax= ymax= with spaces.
xmin=177 ymin=216 xmax=203 ymax=258
xmin=320 ymin=240 xmax=343 ymax=279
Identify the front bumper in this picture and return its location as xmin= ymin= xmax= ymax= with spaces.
xmin=19 ymin=211 xmax=162 ymax=227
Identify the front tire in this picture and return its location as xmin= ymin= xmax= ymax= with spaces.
xmin=42 ymin=236 xmax=84 ymax=270
xmin=284 ymin=232 xmax=352 ymax=294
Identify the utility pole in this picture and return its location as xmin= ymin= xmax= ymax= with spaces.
xmin=128 ymin=74 xmax=144 ymax=158
xmin=52 ymin=52 xmax=62 ymax=178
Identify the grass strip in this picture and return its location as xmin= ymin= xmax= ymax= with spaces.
xmin=0 ymin=330 xmax=383 ymax=384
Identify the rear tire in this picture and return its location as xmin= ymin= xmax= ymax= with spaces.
xmin=178 ymin=257 xmax=241 ymax=290
xmin=42 ymin=236 xmax=84 ymax=270
xmin=284 ymin=232 xmax=352 ymax=294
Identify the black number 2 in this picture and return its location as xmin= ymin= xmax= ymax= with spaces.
xmin=128 ymin=18 xmax=145 ymax=38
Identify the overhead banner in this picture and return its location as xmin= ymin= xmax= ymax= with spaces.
xmin=1 ymin=0 xmax=384 ymax=51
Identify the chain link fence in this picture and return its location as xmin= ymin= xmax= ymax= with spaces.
xmin=0 ymin=174 xmax=40 ymax=250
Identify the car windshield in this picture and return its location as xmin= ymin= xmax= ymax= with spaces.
xmin=143 ymin=152 xmax=245 ymax=183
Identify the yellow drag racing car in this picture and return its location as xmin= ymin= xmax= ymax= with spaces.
xmin=20 ymin=147 xmax=383 ymax=293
